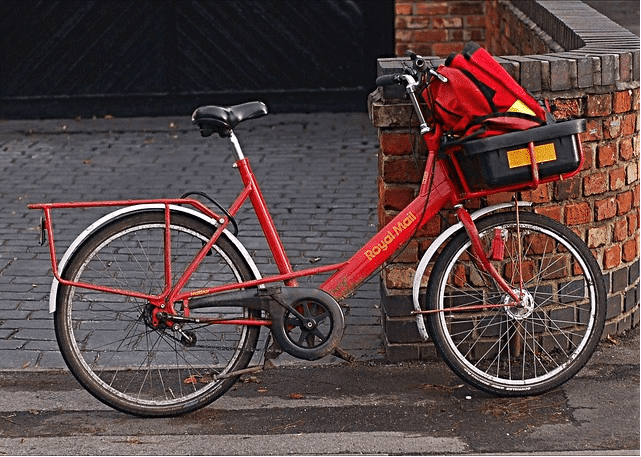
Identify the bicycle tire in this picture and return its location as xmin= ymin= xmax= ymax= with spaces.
xmin=54 ymin=210 xmax=261 ymax=417
xmin=425 ymin=211 xmax=606 ymax=396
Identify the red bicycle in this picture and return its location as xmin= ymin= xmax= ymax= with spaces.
xmin=29 ymin=51 xmax=606 ymax=417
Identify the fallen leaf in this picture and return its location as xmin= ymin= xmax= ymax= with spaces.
xmin=289 ymin=393 xmax=305 ymax=399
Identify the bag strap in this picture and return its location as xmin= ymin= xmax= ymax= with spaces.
xmin=466 ymin=111 xmax=547 ymax=129
xmin=440 ymin=111 xmax=547 ymax=148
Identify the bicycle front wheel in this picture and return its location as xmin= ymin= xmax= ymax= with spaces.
xmin=54 ymin=210 xmax=261 ymax=417
xmin=425 ymin=211 xmax=606 ymax=396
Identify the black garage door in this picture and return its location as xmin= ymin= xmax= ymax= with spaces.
xmin=0 ymin=0 xmax=394 ymax=119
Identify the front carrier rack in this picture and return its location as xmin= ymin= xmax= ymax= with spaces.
xmin=444 ymin=119 xmax=586 ymax=197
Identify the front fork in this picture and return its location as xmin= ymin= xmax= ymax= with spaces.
xmin=413 ymin=203 xmax=523 ymax=317
xmin=454 ymin=205 xmax=522 ymax=305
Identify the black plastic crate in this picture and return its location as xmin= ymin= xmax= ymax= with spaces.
xmin=455 ymin=119 xmax=586 ymax=192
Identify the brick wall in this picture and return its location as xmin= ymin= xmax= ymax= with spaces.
xmin=372 ymin=0 xmax=640 ymax=360
xmin=394 ymin=1 xmax=488 ymax=57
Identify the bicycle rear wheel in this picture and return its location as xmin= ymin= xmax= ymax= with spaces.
xmin=425 ymin=211 xmax=606 ymax=396
xmin=54 ymin=210 xmax=261 ymax=417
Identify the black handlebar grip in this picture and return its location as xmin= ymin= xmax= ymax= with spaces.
xmin=375 ymin=74 xmax=401 ymax=87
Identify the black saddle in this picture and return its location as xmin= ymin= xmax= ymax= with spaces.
xmin=192 ymin=101 xmax=268 ymax=137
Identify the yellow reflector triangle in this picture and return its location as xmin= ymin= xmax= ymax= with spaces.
xmin=508 ymin=100 xmax=536 ymax=116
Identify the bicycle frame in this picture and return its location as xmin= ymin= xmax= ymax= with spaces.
xmin=29 ymin=79 xmax=583 ymax=319
xmin=28 ymin=136 xmax=515 ymax=316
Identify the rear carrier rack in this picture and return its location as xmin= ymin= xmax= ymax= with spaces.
xmin=444 ymin=119 xmax=586 ymax=197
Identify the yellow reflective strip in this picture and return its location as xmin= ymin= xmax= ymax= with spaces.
xmin=507 ymin=143 xmax=557 ymax=168
xmin=508 ymin=99 xmax=536 ymax=116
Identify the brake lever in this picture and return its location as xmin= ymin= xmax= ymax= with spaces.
xmin=429 ymin=68 xmax=448 ymax=83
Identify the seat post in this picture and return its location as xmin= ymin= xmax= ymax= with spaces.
xmin=228 ymin=131 xmax=245 ymax=161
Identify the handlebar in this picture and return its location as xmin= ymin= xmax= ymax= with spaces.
xmin=375 ymin=51 xmax=447 ymax=89
xmin=375 ymin=74 xmax=403 ymax=87
xmin=375 ymin=51 xmax=444 ymax=135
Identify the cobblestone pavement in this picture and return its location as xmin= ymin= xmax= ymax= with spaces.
xmin=0 ymin=112 xmax=385 ymax=369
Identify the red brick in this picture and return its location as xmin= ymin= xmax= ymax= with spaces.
xmin=417 ymin=214 xmax=441 ymax=237
xmin=603 ymin=245 xmax=622 ymax=269
xmin=413 ymin=29 xmax=448 ymax=43
xmin=583 ymin=173 xmax=608 ymax=196
xmin=580 ymin=142 xmax=595 ymax=170
xmin=404 ymin=16 xmax=431 ymax=29
xmin=521 ymin=184 xmax=550 ymax=203
xmin=587 ymin=226 xmax=608 ymax=248
xmin=586 ymin=94 xmax=612 ymax=117
xmin=432 ymin=42 xmax=464 ymax=57
xmin=565 ymin=202 xmax=592 ymax=225
xmin=385 ymin=265 xmax=415 ymax=289
xmin=534 ymin=205 xmax=562 ymax=222
xmin=449 ymin=1 xmax=485 ymax=15
xmin=629 ymin=212 xmax=640 ymax=235
xmin=613 ymin=90 xmax=632 ymax=114
xmin=395 ymin=240 xmax=419 ymax=263
xmin=383 ymin=157 xmax=423 ymax=184
xmin=395 ymin=16 xmax=408 ymax=29
xmin=617 ymin=191 xmax=633 ymax=215
xmin=614 ymin=218 xmax=628 ymax=242
xmin=415 ymin=2 xmax=448 ymax=15
xmin=380 ymin=132 xmax=413 ymax=156
xmin=395 ymin=29 xmax=415 ymax=43
xmin=583 ymin=120 xmax=602 ymax=141
xmin=464 ymin=15 xmax=486 ymax=28
xmin=633 ymin=88 xmax=640 ymax=111
xmin=610 ymin=167 xmax=627 ymax=191
xmin=527 ymin=232 xmax=557 ymax=254
xmin=468 ymin=29 xmax=485 ymax=43
xmin=597 ymin=141 xmax=617 ymax=166
xmin=465 ymin=197 xmax=482 ymax=210
xmin=381 ymin=185 xmax=415 ymax=211
xmin=432 ymin=16 xmax=463 ymax=28
xmin=395 ymin=3 xmax=413 ymax=16
xmin=620 ymin=137 xmax=634 ymax=161
xmin=626 ymin=162 xmax=638 ymax=185
xmin=555 ymin=178 xmax=581 ymax=200
xmin=623 ymin=238 xmax=638 ymax=262
xmin=621 ymin=113 xmax=637 ymax=136
xmin=449 ymin=29 xmax=465 ymax=41
xmin=485 ymin=192 xmax=514 ymax=205
xmin=595 ymin=197 xmax=617 ymax=221
xmin=603 ymin=116 xmax=622 ymax=139
xmin=553 ymin=98 xmax=582 ymax=119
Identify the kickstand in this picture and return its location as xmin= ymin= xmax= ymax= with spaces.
xmin=262 ymin=334 xmax=282 ymax=370
xmin=332 ymin=346 xmax=357 ymax=364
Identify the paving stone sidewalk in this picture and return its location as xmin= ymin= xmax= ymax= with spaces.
xmin=0 ymin=112 xmax=385 ymax=369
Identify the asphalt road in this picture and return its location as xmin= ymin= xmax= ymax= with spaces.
xmin=0 ymin=328 xmax=637 ymax=455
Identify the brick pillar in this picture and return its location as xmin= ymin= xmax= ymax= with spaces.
xmin=374 ymin=0 xmax=640 ymax=361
